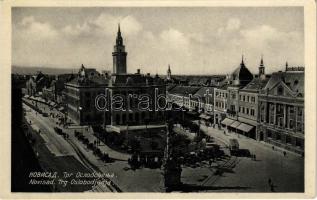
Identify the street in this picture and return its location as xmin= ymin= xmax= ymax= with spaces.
xmin=197 ymin=122 xmax=304 ymax=192
xmin=23 ymin=98 xmax=304 ymax=192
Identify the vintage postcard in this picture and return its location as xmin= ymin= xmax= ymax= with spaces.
xmin=0 ymin=0 xmax=316 ymax=199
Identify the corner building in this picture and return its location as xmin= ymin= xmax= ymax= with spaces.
xmin=257 ymin=67 xmax=304 ymax=154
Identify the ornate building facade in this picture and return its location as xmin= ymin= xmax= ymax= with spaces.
xmin=64 ymin=25 xmax=166 ymax=127
xmin=257 ymin=66 xmax=304 ymax=154
xmin=64 ymin=65 xmax=109 ymax=125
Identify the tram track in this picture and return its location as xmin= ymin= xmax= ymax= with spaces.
xmin=201 ymin=156 xmax=239 ymax=186
xmin=66 ymin=138 xmax=122 ymax=192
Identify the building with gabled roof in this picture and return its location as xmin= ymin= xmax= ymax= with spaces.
xmin=257 ymin=64 xmax=304 ymax=154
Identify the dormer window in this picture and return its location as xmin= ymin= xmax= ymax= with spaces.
xmin=277 ymin=86 xmax=284 ymax=95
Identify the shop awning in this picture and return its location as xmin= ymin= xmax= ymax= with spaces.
xmin=237 ymin=123 xmax=253 ymax=132
xmin=199 ymin=113 xmax=211 ymax=120
xmin=230 ymin=121 xmax=241 ymax=128
xmin=106 ymin=125 xmax=121 ymax=133
xmin=221 ymin=118 xmax=234 ymax=126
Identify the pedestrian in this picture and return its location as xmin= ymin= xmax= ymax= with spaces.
xmin=270 ymin=184 xmax=275 ymax=192
xmin=268 ymin=178 xmax=272 ymax=186
xmin=283 ymin=151 xmax=286 ymax=157
xmin=254 ymin=154 xmax=256 ymax=161
xmin=223 ymin=130 xmax=226 ymax=135
xmin=272 ymin=146 xmax=275 ymax=150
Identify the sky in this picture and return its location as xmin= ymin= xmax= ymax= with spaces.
xmin=12 ymin=7 xmax=304 ymax=75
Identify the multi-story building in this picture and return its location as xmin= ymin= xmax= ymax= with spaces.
xmin=194 ymin=87 xmax=214 ymax=124
xmin=214 ymin=57 xmax=254 ymax=129
xmin=109 ymin=72 xmax=166 ymax=126
xmin=233 ymin=58 xmax=270 ymax=139
xmin=109 ymin=25 xmax=166 ymax=126
xmin=257 ymin=65 xmax=304 ymax=154
xmin=213 ymin=85 xmax=229 ymax=125
xmin=26 ymin=71 xmax=51 ymax=97
xmin=64 ymin=25 xmax=166 ymax=127
xmin=64 ymin=65 xmax=109 ymax=125
xmin=167 ymin=86 xmax=201 ymax=111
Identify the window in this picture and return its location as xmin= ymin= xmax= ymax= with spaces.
xmin=246 ymin=108 xmax=249 ymax=115
xmin=267 ymin=130 xmax=272 ymax=138
xmin=278 ymin=117 xmax=283 ymax=127
xmin=289 ymin=107 xmax=294 ymax=114
xmin=247 ymin=96 xmax=250 ymax=102
xmin=251 ymin=97 xmax=255 ymax=103
xmin=243 ymin=95 xmax=245 ymax=101
xmin=242 ymin=107 xmax=245 ymax=113
xmin=122 ymin=114 xmax=126 ymax=124
xmin=276 ymin=133 xmax=281 ymax=140
xmin=129 ymin=113 xmax=133 ymax=121
xmin=251 ymin=109 xmax=255 ymax=116
xmin=295 ymin=138 xmax=302 ymax=147
xmin=116 ymin=114 xmax=120 ymax=124
xmin=286 ymin=136 xmax=292 ymax=144
xmin=239 ymin=95 xmax=242 ymax=100
xmin=289 ymin=119 xmax=294 ymax=129
xmin=135 ymin=113 xmax=140 ymax=122
xmin=230 ymin=105 xmax=235 ymax=113
xmin=277 ymin=86 xmax=284 ymax=95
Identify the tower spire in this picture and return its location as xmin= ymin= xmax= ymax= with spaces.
xmin=259 ymin=55 xmax=265 ymax=79
xmin=116 ymin=23 xmax=123 ymax=46
xmin=113 ymin=24 xmax=127 ymax=74
xmin=240 ymin=54 xmax=245 ymax=67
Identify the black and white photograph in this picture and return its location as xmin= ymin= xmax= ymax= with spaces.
xmin=3 ymin=0 xmax=316 ymax=197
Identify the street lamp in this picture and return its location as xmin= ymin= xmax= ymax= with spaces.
xmin=78 ymin=106 xmax=83 ymax=128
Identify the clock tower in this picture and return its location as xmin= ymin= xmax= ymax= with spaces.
xmin=112 ymin=24 xmax=127 ymax=74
